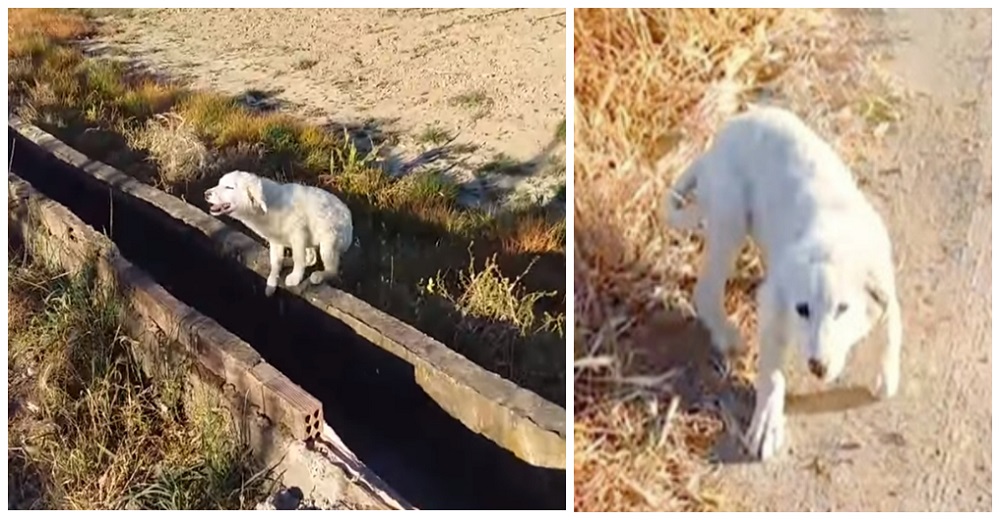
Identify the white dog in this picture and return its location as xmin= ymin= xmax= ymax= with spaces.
xmin=205 ymin=170 xmax=353 ymax=296
xmin=665 ymin=106 xmax=902 ymax=460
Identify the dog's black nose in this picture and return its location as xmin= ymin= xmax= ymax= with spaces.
xmin=808 ymin=358 xmax=827 ymax=379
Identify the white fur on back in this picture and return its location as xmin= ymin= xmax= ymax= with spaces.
xmin=693 ymin=106 xmax=888 ymax=264
xmin=234 ymin=175 xmax=352 ymax=254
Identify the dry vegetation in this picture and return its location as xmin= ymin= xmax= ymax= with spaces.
xmin=7 ymin=248 xmax=273 ymax=509
xmin=573 ymin=8 xmax=897 ymax=511
xmin=7 ymin=8 xmax=566 ymax=406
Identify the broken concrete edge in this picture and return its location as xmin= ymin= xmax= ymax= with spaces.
xmin=8 ymin=116 xmax=567 ymax=470
xmin=7 ymin=172 xmax=412 ymax=511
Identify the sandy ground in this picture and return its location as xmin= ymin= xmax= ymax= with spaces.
xmin=714 ymin=9 xmax=991 ymax=511
xmin=90 ymin=8 xmax=566 ymax=208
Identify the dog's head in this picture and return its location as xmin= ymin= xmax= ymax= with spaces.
xmin=781 ymin=257 xmax=887 ymax=384
xmin=204 ymin=170 xmax=267 ymax=217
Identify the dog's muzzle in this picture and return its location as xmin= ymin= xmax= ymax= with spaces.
xmin=807 ymin=358 xmax=827 ymax=379
xmin=204 ymin=189 xmax=232 ymax=216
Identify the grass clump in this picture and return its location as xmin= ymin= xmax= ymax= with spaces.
xmin=501 ymin=213 xmax=566 ymax=255
xmin=555 ymin=119 xmax=566 ymax=141
xmin=8 ymin=250 xmax=273 ymax=510
xmin=293 ymin=58 xmax=318 ymax=71
xmin=479 ymin=153 xmax=529 ymax=176
xmin=422 ymin=254 xmax=565 ymax=392
xmin=449 ymin=89 xmax=495 ymax=119
xmin=130 ymin=114 xmax=210 ymax=186
xmin=574 ymin=8 xmax=896 ymax=511
xmin=428 ymin=255 xmax=556 ymax=335
xmin=416 ymin=124 xmax=454 ymax=146
xmin=391 ymin=170 xmax=461 ymax=207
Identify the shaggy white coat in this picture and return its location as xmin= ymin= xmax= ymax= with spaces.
xmin=205 ymin=170 xmax=353 ymax=296
xmin=666 ymin=106 xmax=903 ymax=460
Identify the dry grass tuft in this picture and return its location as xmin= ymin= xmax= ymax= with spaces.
xmin=8 ymin=250 xmax=273 ymax=509
xmin=574 ymin=8 xmax=896 ymax=511
xmin=422 ymin=254 xmax=565 ymax=391
xmin=427 ymin=254 xmax=558 ymax=337
xmin=502 ymin=213 xmax=567 ymax=255
xmin=130 ymin=114 xmax=211 ymax=186
xmin=573 ymin=394 xmax=725 ymax=511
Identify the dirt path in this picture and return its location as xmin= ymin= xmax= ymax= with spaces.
xmin=715 ymin=9 xmax=991 ymax=511
xmin=91 ymin=8 xmax=566 ymax=207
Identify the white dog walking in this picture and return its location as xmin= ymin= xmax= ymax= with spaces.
xmin=205 ymin=170 xmax=353 ymax=296
xmin=665 ymin=106 xmax=903 ymax=460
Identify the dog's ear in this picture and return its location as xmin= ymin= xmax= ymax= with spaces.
xmin=245 ymin=176 xmax=268 ymax=213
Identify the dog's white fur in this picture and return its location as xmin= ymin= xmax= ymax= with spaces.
xmin=665 ymin=106 xmax=902 ymax=460
xmin=205 ymin=170 xmax=353 ymax=296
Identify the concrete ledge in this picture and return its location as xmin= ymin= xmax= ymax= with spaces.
xmin=9 ymin=116 xmax=566 ymax=470
xmin=8 ymin=172 xmax=410 ymax=510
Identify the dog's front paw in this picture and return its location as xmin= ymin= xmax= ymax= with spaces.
xmin=265 ymin=283 xmax=277 ymax=297
xmin=873 ymin=369 xmax=899 ymax=400
xmin=746 ymin=401 xmax=786 ymax=461
xmin=284 ymin=272 xmax=304 ymax=288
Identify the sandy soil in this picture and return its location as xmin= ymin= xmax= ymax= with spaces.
xmin=90 ymin=8 xmax=566 ymax=208
xmin=715 ymin=9 xmax=991 ymax=511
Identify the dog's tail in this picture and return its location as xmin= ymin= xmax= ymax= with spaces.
xmin=663 ymin=155 xmax=705 ymax=232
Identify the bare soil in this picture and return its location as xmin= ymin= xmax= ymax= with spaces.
xmin=89 ymin=8 xmax=567 ymax=208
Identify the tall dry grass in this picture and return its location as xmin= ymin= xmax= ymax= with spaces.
xmin=8 ymin=8 xmax=95 ymax=55
xmin=8 ymin=250 xmax=273 ymax=509
xmin=574 ymin=8 xmax=896 ymax=511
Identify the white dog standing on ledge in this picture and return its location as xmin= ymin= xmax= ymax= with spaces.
xmin=205 ymin=170 xmax=353 ymax=297
xmin=665 ymin=106 xmax=903 ymax=460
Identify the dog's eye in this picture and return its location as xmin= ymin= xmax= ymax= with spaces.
xmin=795 ymin=303 xmax=810 ymax=319
xmin=835 ymin=302 xmax=849 ymax=317
xmin=224 ymin=185 xmax=234 ymax=190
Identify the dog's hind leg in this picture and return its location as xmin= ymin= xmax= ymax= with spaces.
xmin=283 ymin=247 xmax=318 ymax=268
xmin=694 ymin=190 xmax=747 ymax=354
xmin=284 ymin=234 xmax=309 ymax=289
xmin=309 ymin=238 xmax=340 ymax=285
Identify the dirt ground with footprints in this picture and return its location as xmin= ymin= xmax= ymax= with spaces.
xmin=89 ymin=8 xmax=567 ymax=209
